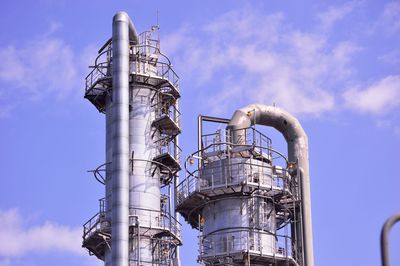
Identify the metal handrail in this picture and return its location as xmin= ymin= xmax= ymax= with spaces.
xmin=185 ymin=141 xmax=288 ymax=176
xmin=199 ymin=228 xmax=293 ymax=258
xmin=155 ymin=137 xmax=182 ymax=163
xmin=177 ymin=160 xmax=293 ymax=207
xmin=154 ymin=101 xmax=181 ymax=126
xmin=85 ymin=40 xmax=179 ymax=95
xmin=87 ymin=162 xmax=111 ymax=185
xmin=83 ymin=205 xmax=182 ymax=242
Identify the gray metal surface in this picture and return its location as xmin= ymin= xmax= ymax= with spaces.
xmin=111 ymin=11 xmax=138 ymax=266
xmin=129 ymin=85 xmax=160 ymax=265
xmin=201 ymin=197 xmax=276 ymax=256
xmin=381 ymin=213 xmax=400 ymax=266
xmin=228 ymin=104 xmax=313 ymax=266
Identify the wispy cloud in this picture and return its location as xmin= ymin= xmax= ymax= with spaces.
xmin=0 ymin=37 xmax=78 ymax=101
xmin=375 ymin=119 xmax=400 ymax=137
xmin=164 ymin=7 xmax=361 ymax=116
xmin=378 ymin=49 xmax=400 ymax=66
xmin=342 ymin=75 xmax=400 ymax=114
xmin=316 ymin=0 xmax=362 ymax=31
xmin=0 ymin=23 xmax=97 ymax=117
xmin=0 ymin=209 xmax=84 ymax=257
xmin=381 ymin=1 xmax=400 ymax=33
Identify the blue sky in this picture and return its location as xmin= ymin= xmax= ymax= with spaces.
xmin=0 ymin=0 xmax=399 ymax=265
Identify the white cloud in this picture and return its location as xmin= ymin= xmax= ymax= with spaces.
xmin=0 ymin=24 xmax=97 ymax=117
xmin=381 ymin=1 xmax=400 ymax=33
xmin=0 ymin=209 xmax=84 ymax=257
xmin=342 ymin=75 xmax=400 ymax=114
xmin=379 ymin=49 xmax=400 ymax=66
xmin=316 ymin=0 xmax=362 ymax=31
xmin=375 ymin=119 xmax=400 ymax=136
xmin=0 ymin=37 xmax=79 ymax=101
xmin=164 ymin=7 xmax=361 ymax=116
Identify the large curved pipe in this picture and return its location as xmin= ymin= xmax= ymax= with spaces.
xmin=227 ymin=104 xmax=314 ymax=266
xmin=111 ymin=11 xmax=138 ymax=266
xmin=381 ymin=213 xmax=400 ymax=266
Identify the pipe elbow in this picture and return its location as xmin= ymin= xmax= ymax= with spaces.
xmin=113 ymin=11 xmax=139 ymax=44
xmin=113 ymin=11 xmax=130 ymax=23
xmin=228 ymin=104 xmax=307 ymax=142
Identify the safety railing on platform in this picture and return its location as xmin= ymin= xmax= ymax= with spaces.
xmin=82 ymin=198 xmax=109 ymax=241
xmin=129 ymin=59 xmax=179 ymax=90
xmin=154 ymin=102 xmax=181 ymax=128
xmin=200 ymin=127 xmax=273 ymax=163
xmin=84 ymin=31 xmax=179 ymax=96
xmin=155 ymin=137 xmax=182 ymax=163
xmin=177 ymin=163 xmax=292 ymax=206
xmin=129 ymin=207 xmax=181 ymax=239
xmin=83 ymin=199 xmax=181 ymax=242
xmin=198 ymin=229 xmax=293 ymax=260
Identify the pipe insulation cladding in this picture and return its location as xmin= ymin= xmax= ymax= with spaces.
xmin=111 ymin=12 xmax=135 ymax=266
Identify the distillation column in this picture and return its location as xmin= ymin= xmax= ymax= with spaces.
xmin=177 ymin=105 xmax=313 ymax=266
xmin=82 ymin=12 xmax=182 ymax=266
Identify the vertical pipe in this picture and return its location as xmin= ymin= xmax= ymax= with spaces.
xmin=105 ymin=96 xmax=113 ymax=266
xmin=174 ymin=98 xmax=181 ymax=266
xmin=137 ymin=217 xmax=140 ymax=266
xmin=381 ymin=213 xmax=400 ymax=266
xmin=173 ymin=173 xmax=181 ymax=266
xmin=197 ymin=115 xmax=202 ymax=168
xmin=169 ymin=184 xmax=172 ymax=229
xmin=112 ymin=11 xmax=131 ymax=266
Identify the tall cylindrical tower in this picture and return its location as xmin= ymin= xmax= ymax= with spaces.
xmin=82 ymin=12 xmax=182 ymax=266
xmin=177 ymin=105 xmax=313 ymax=266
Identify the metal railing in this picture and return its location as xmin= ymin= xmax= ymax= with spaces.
xmin=229 ymin=127 xmax=272 ymax=151
xmin=82 ymin=198 xmax=109 ymax=241
xmin=137 ymin=30 xmax=159 ymax=50
xmin=84 ymin=31 xmax=179 ymax=96
xmin=83 ymin=199 xmax=181 ymax=242
xmin=177 ymin=164 xmax=292 ymax=206
xmin=154 ymin=102 xmax=181 ymax=128
xmin=129 ymin=59 xmax=180 ymax=90
xmin=200 ymin=127 xmax=273 ymax=164
xmin=198 ymin=229 xmax=293 ymax=259
xmin=129 ymin=207 xmax=181 ymax=239
xmin=155 ymin=137 xmax=182 ymax=164
xmin=176 ymin=170 xmax=198 ymax=205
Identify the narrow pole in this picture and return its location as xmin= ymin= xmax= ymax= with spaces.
xmin=174 ymin=98 xmax=181 ymax=266
xmin=197 ymin=115 xmax=202 ymax=169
